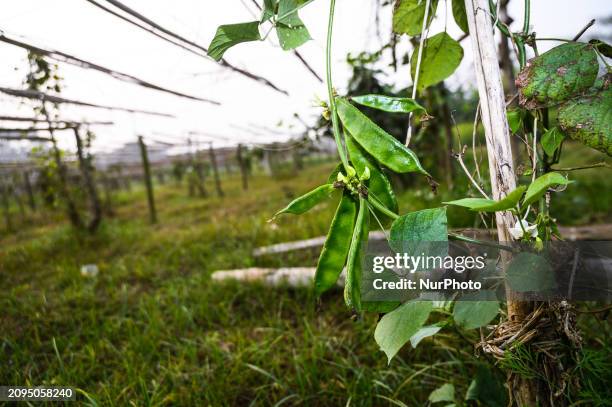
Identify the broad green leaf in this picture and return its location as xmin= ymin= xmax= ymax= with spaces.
xmin=344 ymin=197 xmax=370 ymax=311
xmin=207 ymin=21 xmax=262 ymax=61
xmin=390 ymin=207 xmax=447 ymax=241
xmin=451 ymin=0 xmax=468 ymax=33
xmin=276 ymin=22 xmax=310 ymax=50
xmin=507 ymin=252 xmax=556 ymax=292
xmin=336 ymin=98 xmax=429 ymax=175
xmin=523 ymin=172 xmax=572 ymax=206
xmin=558 ymin=87 xmax=612 ymax=156
xmin=390 ymin=207 xmax=448 ymax=261
xmin=411 ymin=32 xmax=464 ymax=91
xmin=346 ymin=134 xmax=398 ymax=216
xmin=465 ymin=366 xmax=507 ymax=407
xmin=393 ymin=0 xmax=439 ymax=36
xmin=351 ymin=95 xmax=426 ymax=114
xmin=453 ymin=300 xmax=499 ymax=329
xmin=314 ymin=194 xmax=357 ymax=296
xmin=410 ymin=324 xmax=442 ymax=348
xmin=374 ymin=300 xmax=433 ymax=362
xmin=444 ymin=185 xmax=526 ymax=212
xmin=507 ymin=109 xmax=523 ymax=133
xmin=275 ymin=0 xmax=311 ymax=50
xmin=541 ymin=127 xmax=565 ymax=156
xmin=274 ymin=184 xmax=335 ymax=217
xmin=517 ymin=43 xmax=598 ymax=109
xmin=429 ymin=383 xmax=455 ymax=403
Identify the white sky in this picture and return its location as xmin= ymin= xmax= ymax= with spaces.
xmin=0 ymin=0 xmax=609 ymax=154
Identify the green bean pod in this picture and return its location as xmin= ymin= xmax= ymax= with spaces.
xmin=351 ymin=94 xmax=426 ymax=114
xmin=314 ymin=193 xmax=358 ymax=296
xmin=274 ymin=184 xmax=335 ymax=218
xmin=346 ymin=133 xmax=398 ymax=217
xmin=335 ymin=98 xmax=429 ymax=176
xmin=344 ymin=196 xmax=370 ymax=311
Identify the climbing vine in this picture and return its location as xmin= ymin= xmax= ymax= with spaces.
xmin=209 ymin=0 xmax=611 ymax=404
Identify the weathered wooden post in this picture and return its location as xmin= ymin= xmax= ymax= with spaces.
xmin=23 ymin=170 xmax=36 ymax=211
xmin=208 ymin=142 xmax=224 ymax=197
xmin=236 ymin=144 xmax=249 ymax=191
xmin=0 ymin=182 xmax=13 ymax=232
xmin=465 ymin=0 xmax=536 ymax=404
xmin=44 ymin=108 xmax=83 ymax=229
xmin=138 ymin=135 xmax=157 ymax=224
xmin=73 ymin=126 xmax=102 ymax=232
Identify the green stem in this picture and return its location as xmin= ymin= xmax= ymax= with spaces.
xmin=522 ymin=0 xmax=530 ymax=35
xmin=367 ymin=194 xmax=398 ymax=220
xmin=326 ymin=0 xmax=349 ymax=171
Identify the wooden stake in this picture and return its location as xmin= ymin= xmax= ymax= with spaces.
xmin=208 ymin=143 xmax=224 ymax=197
xmin=465 ymin=0 xmax=536 ymax=404
xmin=1 ymin=183 xmax=13 ymax=232
xmin=138 ymin=136 xmax=157 ymax=224
xmin=236 ymin=144 xmax=249 ymax=191
xmin=23 ymin=170 xmax=36 ymax=211
xmin=73 ymin=126 xmax=102 ymax=232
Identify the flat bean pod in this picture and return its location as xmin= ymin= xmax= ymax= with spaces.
xmin=336 ymin=98 xmax=429 ymax=176
xmin=344 ymin=196 xmax=370 ymax=311
xmin=274 ymin=184 xmax=335 ymax=217
xmin=314 ymin=193 xmax=358 ymax=296
xmin=346 ymin=133 xmax=398 ymax=216
xmin=351 ymin=94 xmax=426 ymax=114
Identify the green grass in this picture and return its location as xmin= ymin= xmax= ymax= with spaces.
xmin=1 ymin=159 xmax=610 ymax=406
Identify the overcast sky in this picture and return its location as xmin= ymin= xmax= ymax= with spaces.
xmin=0 ymin=0 xmax=609 ymax=154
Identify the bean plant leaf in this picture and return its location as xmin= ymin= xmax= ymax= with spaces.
xmin=344 ymin=197 xmax=370 ymax=311
xmin=507 ymin=252 xmax=556 ymax=292
xmin=465 ymin=366 xmax=507 ymax=407
xmin=351 ymin=95 xmax=426 ymax=114
xmin=451 ymin=0 xmax=469 ymax=33
xmin=390 ymin=207 xmax=448 ymax=260
xmin=410 ymin=324 xmax=442 ymax=348
xmin=275 ymin=0 xmax=311 ymax=50
xmin=274 ymin=184 xmax=335 ymax=217
xmin=453 ymin=300 xmax=499 ymax=329
xmin=314 ymin=194 xmax=358 ymax=296
xmin=374 ymin=300 xmax=433 ymax=363
xmin=540 ymin=127 xmax=566 ymax=156
xmin=444 ymin=185 xmax=526 ymax=212
xmin=429 ymin=383 xmax=455 ymax=403
xmin=346 ymin=134 xmax=398 ymax=216
xmin=558 ymin=86 xmax=612 ymax=156
xmin=507 ymin=109 xmax=523 ymax=134
xmin=393 ymin=0 xmax=439 ymax=36
xmin=523 ymin=172 xmax=572 ymax=206
xmin=516 ymin=43 xmax=598 ymax=109
xmin=208 ymin=21 xmax=262 ymax=61
xmin=411 ymin=32 xmax=464 ymax=91
xmin=336 ymin=98 xmax=429 ymax=175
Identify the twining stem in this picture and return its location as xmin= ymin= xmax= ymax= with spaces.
xmin=551 ymin=162 xmax=611 ymax=171
xmin=326 ymin=0 xmax=350 ymax=170
xmin=405 ymin=0 xmax=432 ymax=147
xmin=522 ymin=0 xmax=530 ymax=34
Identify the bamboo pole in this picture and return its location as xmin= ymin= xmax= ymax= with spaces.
xmin=464 ymin=0 xmax=536 ymax=404
xmin=138 ymin=136 xmax=157 ymax=224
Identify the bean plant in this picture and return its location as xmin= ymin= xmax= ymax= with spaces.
xmin=209 ymin=0 xmax=611 ymax=404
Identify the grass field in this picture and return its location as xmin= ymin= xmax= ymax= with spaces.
xmin=1 ymin=157 xmax=611 ymax=406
